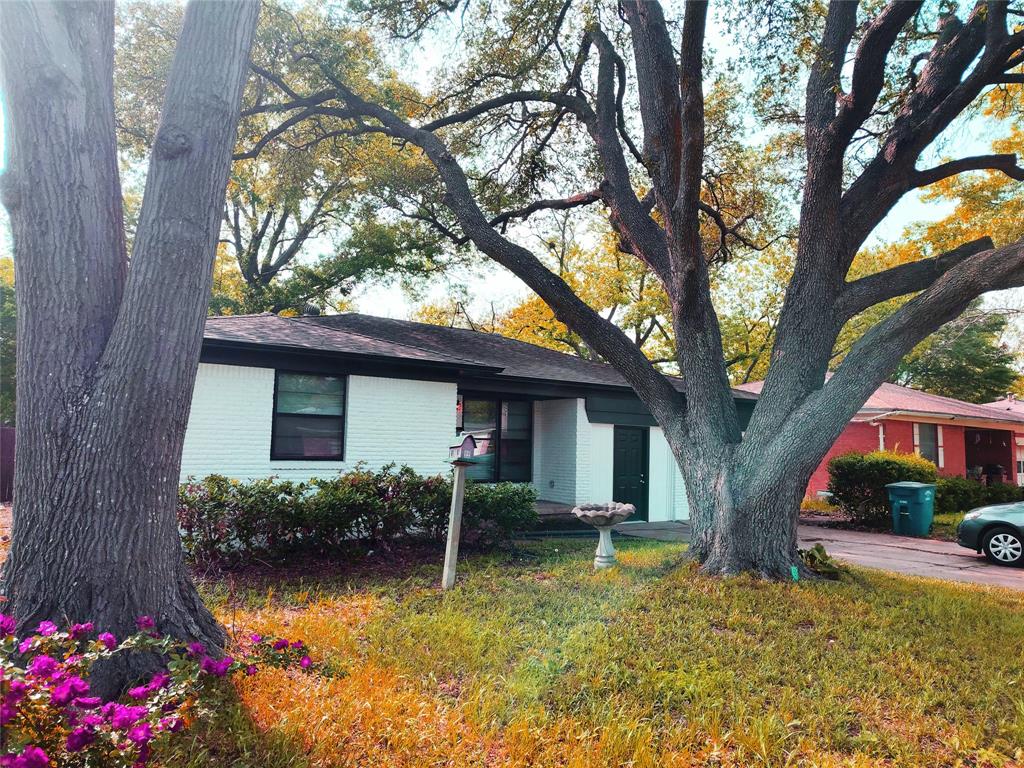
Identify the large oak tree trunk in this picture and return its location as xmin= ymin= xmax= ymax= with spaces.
xmin=0 ymin=0 xmax=259 ymax=695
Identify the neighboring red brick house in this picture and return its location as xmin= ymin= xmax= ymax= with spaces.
xmin=735 ymin=381 xmax=1024 ymax=497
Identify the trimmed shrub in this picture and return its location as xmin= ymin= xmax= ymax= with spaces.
xmin=178 ymin=465 xmax=538 ymax=566
xmin=981 ymin=481 xmax=1023 ymax=505
xmin=462 ymin=481 xmax=539 ymax=548
xmin=827 ymin=450 xmax=938 ymax=528
xmin=935 ymin=476 xmax=1023 ymax=514
xmin=935 ymin=476 xmax=987 ymax=515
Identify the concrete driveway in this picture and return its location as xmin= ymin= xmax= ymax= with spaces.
xmin=616 ymin=521 xmax=1024 ymax=591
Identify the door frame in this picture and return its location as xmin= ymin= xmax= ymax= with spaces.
xmin=613 ymin=425 xmax=649 ymax=522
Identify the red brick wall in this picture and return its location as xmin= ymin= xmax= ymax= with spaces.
xmin=940 ymin=424 xmax=967 ymax=479
xmin=806 ymin=419 xmax=969 ymax=498
xmin=806 ymin=421 xmax=880 ymax=496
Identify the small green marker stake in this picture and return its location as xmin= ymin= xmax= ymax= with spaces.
xmin=790 ymin=565 xmax=800 ymax=582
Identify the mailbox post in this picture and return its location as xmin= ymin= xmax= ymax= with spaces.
xmin=443 ymin=435 xmax=477 ymax=590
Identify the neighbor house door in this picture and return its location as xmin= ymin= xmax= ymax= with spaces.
xmin=613 ymin=426 xmax=649 ymax=522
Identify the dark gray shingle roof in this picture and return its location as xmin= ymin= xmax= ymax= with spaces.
xmin=204 ymin=312 xmax=757 ymax=398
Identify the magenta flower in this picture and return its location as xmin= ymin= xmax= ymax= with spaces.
xmin=0 ymin=699 xmax=16 ymax=725
xmin=17 ymin=637 xmax=34 ymax=654
xmin=4 ymin=746 xmax=49 ymax=768
xmin=299 ymin=655 xmax=312 ymax=670
xmin=249 ymin=633 xmax=262 ymax=643
xmin=27 ymin=654 xmax=58 ymax=678
xmin=66 ymin=726 xmax=96 ymax=752
xmin=135 ymin=615 xmax=155 ymax=631
xmin=0 ymin=613 xmax=15 ymax=636
xmin=80 ymin=713 xmax=104 ymax=727
xmin=149 ymin=671 xmax=170 ymax=689
xmin=186 ymin=641 xmax=205 ymax=657
xmin=50 ymin=676 xmax=89 ymax=706
xmin=127 ymin=684 xmax=149 ymax=700
xmin=245 ymin=664 xmax=258 ymax=676
xmin=68 ymin=622 xmax=94 ymax=640
xmin=290 ymin=640 xmax=304 ymax=650
xmin=8 ymin=679 xmax=27 ymax=702
xmin=108 ymin=703 xmax=148 ymax=730
xmin=126 ymin=721 xmax=153 ymax=745
xmin=272 ymin=638 xmax=289 ymax=651
xmin=200 ymin=655 xmax=233 ymax=677
xmin=35 ymin=620 xmax=58 ymax=637
xmin=96 ymin=631 xmax=117 ymax=650
xmin=159 ymin=716 xmax=184 ymax=733
xmin=74 ymin=696 xmax=102 ymax=709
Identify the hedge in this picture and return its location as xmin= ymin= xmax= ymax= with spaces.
xmin=827 ymin=450 xmax=937 ymax=527
xmin=936 ymin=476 xmax=1023 ymax=514
xmin=178 ymin=464 xmax=538 ymax=566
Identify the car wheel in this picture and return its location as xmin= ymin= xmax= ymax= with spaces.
xmin=982 ymin=527 xmax=1024 ymax=566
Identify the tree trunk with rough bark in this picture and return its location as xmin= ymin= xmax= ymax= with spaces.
xmin=0 ymin=0 xmax=259 ymax=695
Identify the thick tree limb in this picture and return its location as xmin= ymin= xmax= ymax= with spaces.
xmin=325 ymin=83 xmax=688 ymax=435
xmin=913 ymin=153 xmax=1024 ymax=187
xmin=585 ymin=27 xmax=674 ymax=284
xmin=804 ymin=1 xmax=858 ymax=137
xmin=753 ymin=236 xmax=1024 ymax=490
xmin=836 ymin=236 xmax=994 ymax=320
xmin=832 ymin=1 xmax=923 ymax=147
xmin=620 ymin=0 xmax=685 ymax=207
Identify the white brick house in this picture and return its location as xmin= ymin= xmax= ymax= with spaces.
xmin=181 ymin=313 xmax=757 ymax=523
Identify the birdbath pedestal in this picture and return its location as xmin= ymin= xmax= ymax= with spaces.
xmin=572 ymin=502 xmax=635 ymax=569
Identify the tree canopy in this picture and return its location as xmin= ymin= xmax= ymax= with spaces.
xmin=116 ymin=0 xmax=455 ymax=314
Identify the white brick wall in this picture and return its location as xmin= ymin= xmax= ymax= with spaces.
xmin=180 ymin=363 xmax=457 ymax=482
xmin=532 ymin=398 xmax=584 ymax=503
xmin=582 ymin=423 xmax=690 ymax=522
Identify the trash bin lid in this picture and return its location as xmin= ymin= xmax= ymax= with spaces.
xmin=885 ymin=481 xmax=936 ymax=489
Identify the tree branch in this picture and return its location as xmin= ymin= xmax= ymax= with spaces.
xmin=832 ymin=1 xmax=923 ymax=146
xmin=489 ymin=189 xmax=602 ymax=232
xmin=913 ymin=153 xmax=1024 ymax=187
xmin=836 ymin=236 xmax=994 ymax=320
xmin=322 ymin=80 xmax=688 ymax=435
xmin=749 ymin=235 xmax=1024 ymax=497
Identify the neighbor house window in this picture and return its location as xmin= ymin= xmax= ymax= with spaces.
xmin=456 ymin=395 xmax=532 ymax=482
xmin=272 ymin=372 xmax=346 ymax=460
xmin=914 ymin=422 xmax=942 ymax=467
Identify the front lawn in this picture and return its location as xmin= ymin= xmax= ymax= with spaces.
xmin=160 ymin=537 xmax=1024 ymax=768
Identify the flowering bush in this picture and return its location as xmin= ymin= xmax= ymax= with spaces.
xmin=0 ymin=614 xmax=312 ymax=767
xmin=178 ymin=464 xmax=538 ymax=565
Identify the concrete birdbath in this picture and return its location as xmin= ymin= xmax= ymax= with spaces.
xmin=572 ymin=502 xmax=635 ymax=569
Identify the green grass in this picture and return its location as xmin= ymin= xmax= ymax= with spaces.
xmin=931 ymin=511 xmax=966 ymax=541
xmin=164 ymin=538 xmax=1024 ymax=767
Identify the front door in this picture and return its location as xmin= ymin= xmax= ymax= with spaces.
xmin=613 ymin=426 xmax=649 ymax=522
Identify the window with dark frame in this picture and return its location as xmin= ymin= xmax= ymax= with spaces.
xmin=917 ymin=422 xmax=939 ymax=465
xmin=272 ymin=372 xmax=346 ymax=460
xmin=456 ymin=395 xmax=532 ymax=482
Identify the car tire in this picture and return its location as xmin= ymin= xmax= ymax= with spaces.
xmin=982 ymin=527 xmax=1024 ymax=567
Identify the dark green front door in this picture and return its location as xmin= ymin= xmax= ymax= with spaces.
xmin=613 ymin=426 xmax=649 ymax=522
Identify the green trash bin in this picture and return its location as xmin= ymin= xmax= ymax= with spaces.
xmin=885 ymin=481 xmax=936 ymax=537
